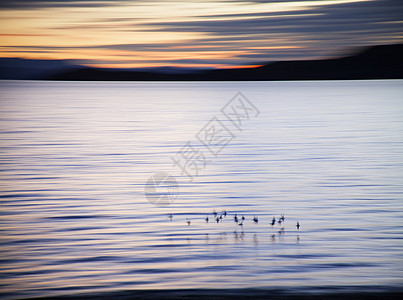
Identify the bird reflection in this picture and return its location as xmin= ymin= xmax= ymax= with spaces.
xmin=253 ymin=234 xmax=258 ymax=246
xmin=212 ymin=232 xmax=227 ymax=243
xmin=234 ymin=230 xmax=244 ymax=242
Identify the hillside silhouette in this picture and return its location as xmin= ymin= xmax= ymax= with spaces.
xmin=1 ymin=44 xmax=402 ymax=81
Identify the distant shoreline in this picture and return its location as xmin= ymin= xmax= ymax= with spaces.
xmin=1 ymin=44 xmax=402 ymax=81
xmin=47 ymin=44 xmax=403 ymax=81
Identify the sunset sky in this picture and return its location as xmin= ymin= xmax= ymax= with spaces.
xmin=0 ymin=0 xmax=402 ymax=68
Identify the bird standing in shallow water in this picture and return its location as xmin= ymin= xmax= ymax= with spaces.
xmin=241 ymin=215 xmax=245 ymax=221
xmin=234 ymin=214 xmax=238 ymax=223
xmin=168 ymin=214 xmax=173 ymax=221
xmin=296 ymin=222 xmax=300 ymax=230
xmin=205 ymin=216 xmax=209 ymax=223
xmin=186 ymin=218 xmax=191 ymax=226
xmin=271 ymin=217 xmax=276 ymax=226
xmin=253 ymin=215 xmax=259 ymax=224
xmin=280 ymin=214 xmax=285 ymax=222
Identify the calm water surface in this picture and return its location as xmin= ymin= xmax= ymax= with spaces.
xmin=0 ymin=80 xmax=403 ymax=298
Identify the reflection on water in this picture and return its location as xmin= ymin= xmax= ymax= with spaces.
xmin=0 ymin=80 xmax=403 ymax=299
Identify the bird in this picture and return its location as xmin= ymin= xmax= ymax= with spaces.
xmin=168 ymin=214 xmax=173 ymax=221
xmin=296 ymin=222 xmax=300 ymax=230
xmin=280 ymin=214 xmax=285 ymax=222
xmin=238 ymin=221 xmax=244 ymax=227
xmin=271 ymin=217 xmax=276 ymax=226
xmin=277 ymin=219 xmax=283 ymax=225
xmin=186 ymin=218 xmax=191 ymax=226
xmin=213 ymin=210 xmax=217 ymax=217
xmin=241 ymin=215 xmax=245 ymax=221
xmin=216 ymin=217 xmax=220 ymax=223
xmin=234 ymin=214 xmax=238 ymax=223
xmin=253 ymin=215 xmax=259 ymax=224
xmin=205 ymin=216 xmax=209 ymax=223
xmin=222 ymin=210 xmax=227 ymax=217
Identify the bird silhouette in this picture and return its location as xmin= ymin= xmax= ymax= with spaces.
xmin=296 ymin=222 xmax=300 ymax=230
xmin=253 ymin=215 xmax=259 ymax=224
xmin=205 ymin=216 xmax=209 ymax=223
xmin=271 ymin=217 xmax=276 ymax=226
xmin=186 ymin=218 xmax=191 ymax=226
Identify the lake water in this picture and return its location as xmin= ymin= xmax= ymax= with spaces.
xmin=0 ymin=80 xmax=403 ymax=299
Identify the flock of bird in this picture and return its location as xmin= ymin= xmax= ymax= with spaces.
xmin=168 ymin=210 xmax=300 ymax=231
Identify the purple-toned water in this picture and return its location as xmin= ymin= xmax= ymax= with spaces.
xmin=1 ymin=80 xmax=402 ymax=299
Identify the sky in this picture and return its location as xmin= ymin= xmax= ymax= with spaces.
xmin=0 ymin=0 xmax=402 ymax=69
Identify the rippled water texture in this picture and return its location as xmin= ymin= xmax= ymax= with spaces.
xmin=1 ymin=80 xmax=403 ymax=299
